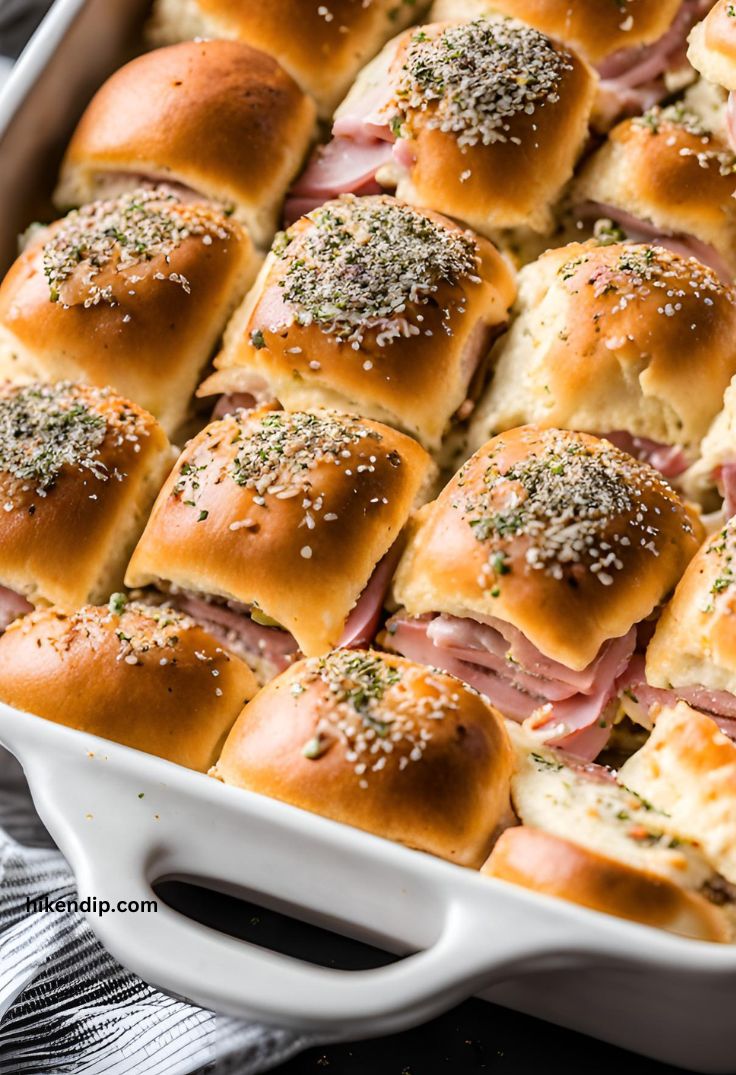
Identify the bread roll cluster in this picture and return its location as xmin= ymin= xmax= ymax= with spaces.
xmin=1 ymin=0 xmax=735 ymax=941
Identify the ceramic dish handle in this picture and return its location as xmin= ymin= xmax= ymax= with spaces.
xmin=1 ymin=707 xmax=587 ymax=1036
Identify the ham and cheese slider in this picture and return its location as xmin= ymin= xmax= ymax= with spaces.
xmin=432 ymin=0 xmax=714 ymax=129
xmin=54 ymin=41 xmax=316 ymax=248
xmin=200 ymin=195 xmax=516 ymax=450
xmin=621 ymin=518 xmax=736 ymax=737
xmin=125 ymin=406 xmax=433 ymax=683
xmin=571 ymin=103 xmax=736 ymax=280
xmin=0 ymin=599 xmax=257 ymax=771
xmin=147 ymin=0 xmax=428 ymax=119
xmin=688 ymin=0 xmax=736 ymax=151
xmin=483 ymin=725 xmax=733 ymax=942
xmin=468 ymin=241 xmax=736 ymax=480
xmin=287 ymin=16 xmax=596 ymax=239
xmin=381 ymin=426 xmax=702 ymax=760
xmin=0 ymin=189 xmax=257 ymax=437
xmin=0 ymin=382 xmax=173 ymax=633
xmin=212 ymin=650 xmax=514 ymax=867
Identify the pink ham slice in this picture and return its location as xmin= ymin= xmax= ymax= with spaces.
xmin=619 ymin=654 xmax=736 ymax=741
xmin=339 ymin=541 xmax=403 ymax=648
xmin=285 ymin=139 xmax=393 ymax=223
xmin=385 ymin=613 xmax=636 ymax=758
xmin=0 ymin=586 xmax=33 ymax=633
xmin=600 ymin=431 xmax=689 ymax=478
xmin=717 ymin=462 xmax=736 ymax=519
xmin=211 ymin=393 xmax=258 ymax=420
xmin=575 ymin=202 xmax=733 ymax=281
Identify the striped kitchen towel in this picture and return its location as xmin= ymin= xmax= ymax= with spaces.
xmin=0 ymin=749 xmax=312 ymax=1075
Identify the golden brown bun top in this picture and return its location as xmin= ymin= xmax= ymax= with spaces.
xmin=433 ymin=0 xmax=683 ymax=63
xmin=150 ymin=0 xmax=425 ymax=115
xmin=393 ymin=426 xmax=703 ymax=669
xmin=59 ymin=41 xmax=315 ymax=227
xmin=472 ymin=240 xmax=736 ymax=453
xmin=126 ymin=406 xmax=433 ymax=655
xmin=688 ymin=1 xmax=736 ymax=89
xmin=206 ymin=195 xmax=515 ymax=448
xmin=213 ymin=649 xmax=514 ymax=867
xmin=574 ymin=106 xmax=736 ymax=270
xmin=20 ymin=187 xmax=247 ymax=311
xmin=647 ymin=517 xmax=736 ymax=693
xmin=0 ymin=382 xmax=167 ymax=597
xmin=0 ymin=600 xmax=258 ymax=771
xmin=484 ymin=825 xmax=729 ymax=943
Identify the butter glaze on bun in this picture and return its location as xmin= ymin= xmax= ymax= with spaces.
xmin=0 ymin=381 xmax=173 ymax=610
xmin=391 ymin=426 xmax=702 ymax=670
xmin=200 ymin=195 xmax=516 ymax=449
xmin=54 ymin=41 xmax=317 ymax=247
xmin=126 ymin=406 xmax=433 ymax=658
xmin=147 ymin=0 xmax=428 ymax=118
xmin=0 ymin=601 xmax=257 ymax=770
xmin=469 ymin=241 xmax=736 ymax=461
xmin=0 ymin=189 xmax=257 ymax=435
xmin=212 ymin=649 xmax=514 ymax=866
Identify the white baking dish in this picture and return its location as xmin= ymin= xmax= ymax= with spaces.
xmin=2 ymin=4 xmax=736 ymax=1069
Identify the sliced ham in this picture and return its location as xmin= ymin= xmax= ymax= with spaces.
xmin=0 ymin=586 xmax=33 ymax=633
xmin=211 ymin=393 xmax=258 ymax=420
xmin=575 ymin=202 xmax=733 ymax=281
xmin=172 ymin=593 xmax=299 ymax=673
xmin=619 ymin=655 xmax=736 ymax=741
xmin=717 ymin=462 xmax=736 ymax=519
xmin=385 ymin=613 xmax=636 ymax=758
xmin=284 ymin=138 xmax=391 ymax=223
xmin=339 ymin=540 xmax=403 ymax=648
xmin=599 ymin=431 xmax=689 ymax=479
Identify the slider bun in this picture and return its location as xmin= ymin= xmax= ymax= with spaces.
xmin=200 ymin=195 xmax=516 ymax=450
xmin=469 ymin=241 xmax=736 ymax=457
xmin=0 ymin=382 xmax=173 ymax=608
xmin=126 ymin=407 xmax=434 ymax=656
xmin=0 ymin=190 xmax=257 ymax=436
xmin=647 ymin=518 xmax=736 ymax=696
xmin=0 ymin=602 xmax=258 ymax=770
xmin=344 ymin=18 xmax=595 ymax=236
xmin=681 ymin=374 xmax=736 ymax=502
xmin=392 ymin=426 xmax=702 ymax=670
xmin=147 ymin=0 xmax=426 ymax=118
xmin=620 ymin=702 xmax=736 ymax=885
xmin=484 ymin=826 xmax=730 ymax=942
xmin=211 ymin=650 xmax=514 ymax=866
xmin=688 ymin=1 xmax=736 ymax=90
xmin=573 ymin=108 xmax=736 ymax=278
xmin=431 ymin=0 xmax=683 ymax=64
xmin=54 ymin=41 xmax=317 ymax=248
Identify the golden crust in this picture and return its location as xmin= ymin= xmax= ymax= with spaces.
xmin=573 ymin=109 xmax=736 ymax=277
xmin=0 ymin=382 xmax=173 ymax=608
xmin=54 ymin=41 xmax=317 ymax=248
xmin=201 ymin=195 xmax=516 ymax=450
xmin=211 ymin=650 xmax=514 ymax=866
xmin=0 ymin=192 xmax=257 ymax=436
xmin=126 ymin=407 xmax=433 ymax=656
xmin=432 ymin=0 xmax=683 ymax=64
xmin=347 ymin=18 xmax=595 ymax=236
xmin=688 ymin=1 xmax=736 ymax=90
xmin=147 ymin=0 xmax=427 ymax=117
xmin=484 ymin=826 xmax=730 ymax=942
xmin=0 ymin=602 xmax=258 ymax=770
xmin=647 ymin=518 xmax=736 ymax=694
xmin=392 ymin=426 xmax=703 ymax=669
xmin=469 ymin=242 xmax=736 ymax=456
xmin=619 ymin=702 xmax=736 ymax=885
